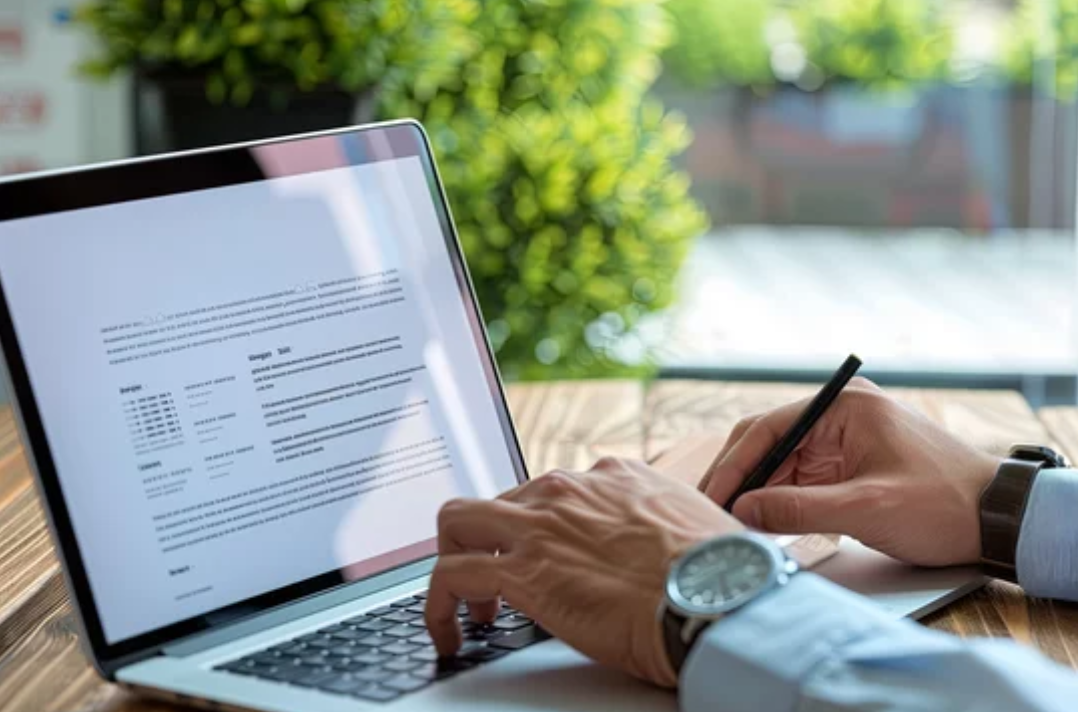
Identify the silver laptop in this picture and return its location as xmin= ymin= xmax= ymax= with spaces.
xmin=0 ymin=121 xmax=983 ymax=712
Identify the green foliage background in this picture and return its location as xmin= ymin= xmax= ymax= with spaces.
xmin=379 ymin=0 xmax=706 ymax=380
xmin=1008 ymin=0 xmax=1078 ymax=101
xmin=76 ymin=0 xmax=708 ymax=381
xmin=663 ymin=0 xmax=953 ymax=91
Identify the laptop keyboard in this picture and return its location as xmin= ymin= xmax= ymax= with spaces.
xmin=214 ymin=592 xmax=551 ymax=703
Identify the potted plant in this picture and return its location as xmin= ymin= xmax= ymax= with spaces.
xmin=76 ymin=0 xmax=471 ymax=151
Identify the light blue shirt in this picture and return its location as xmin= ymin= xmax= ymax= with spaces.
xmin=681 ymin=468 xmax=1078 ymax=711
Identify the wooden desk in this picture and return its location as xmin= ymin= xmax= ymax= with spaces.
xmin=2 ymin=381 xmax=1078 ymax=711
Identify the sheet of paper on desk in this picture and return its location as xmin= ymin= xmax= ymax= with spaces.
xmin=649 ymin=432 xmax=841 ymax=570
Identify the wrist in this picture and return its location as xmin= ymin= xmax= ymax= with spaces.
xmin=659 ymin=533 xmax=796 ymax=684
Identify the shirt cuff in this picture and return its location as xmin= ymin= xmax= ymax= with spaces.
xmin=679 ymin=573 xmax=900 ymax=712
xmin=1016 ymin=467 xmax=1078 ymax=600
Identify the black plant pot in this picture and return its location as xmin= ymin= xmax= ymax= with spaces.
xmin=134 ymin=71 xmax=376 ymax=155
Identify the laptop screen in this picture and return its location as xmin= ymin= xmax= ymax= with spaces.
xmin=0 ymin=124 xmax=525 ymax=654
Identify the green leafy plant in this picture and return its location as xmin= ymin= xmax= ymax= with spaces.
xmin=796 ymin=0 xmax=953 ymax=89
xmin=662 ymin=0 xmax=775 ymax=88
xmin=76 ymin=0 xmax=472 ymax=105
xmin=661 ymin=0 xmax=953 ymax=92
xmin=381 ymin=0 xmax=708 ymax=380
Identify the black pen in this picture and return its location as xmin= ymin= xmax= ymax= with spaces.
xmin=724 ymin=354 xmax=863 ymax=513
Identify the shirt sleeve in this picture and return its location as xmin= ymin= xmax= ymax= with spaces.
xmin=680 ymin=573 xmax=1078 ymax=712
xmin=1017 ymin=467 xmax=1078 ymax=601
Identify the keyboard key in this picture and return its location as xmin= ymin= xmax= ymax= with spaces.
xmin=262 ymin=664 xmax=312 ymax=684
xmin=382 ymin=641 xmax=420 ymax=656
xmin=249 ymin=652 xmax=283 ymax=665
xmin=352 ymin=667 xmax=394 ymax=683
xmin=357 ymin=634 xmax=393 ymax=648
xmin=354 ymin=651 xmax=391 ymax=666
xmin=383 ymin=674 xmax=430 ymax=693
xmin=384 ymin=625 xmax=423 ymax=639
xmin=352 ymin=684 xmax=400 ymax=702
xmin=410 ymin=647 xmax=440 ymax=663
xmin=382 ymin=610 xmax=422 ymax=624
xmin=355 ymin=618 xmax=395 ymax=633
xmin=293 ymin=667 xmax=339 ymax=688
xmin=367 ymin=605 xmax=395 ymax=617
xmin=321 ymin=624 xmax=347 ymax=634
xmin=295 ymin=633 xmax=321 ymax=644
xmin=326 ymin=645 xmax=357 ymax=657
xmin=316 ymin=674 xmax=367 ymax=695
xmin=276 ymin=643 xmax=308 ymax=657
xmin=457 ymin=640 xmax=488 ymax=655
xmin=331 ymin=629 xmax=368 ymax=642
xmin=390 ymin=597 xmax=419 ymax=608
xmin=306 ymin=638 xmax=338 ymax=650
xmin=405 ymin=604 xmax=427 ymax=615
xmin=409 ymin=631 xmax=434 ymax=647
xmin=216 ymin=660 xmax=258 ymax=675
xmin=464 ymin=625 xmax=505 ymax=642
xmin=488 ymin=625 xmax=551 ymax=651
xmin=299 ymin=654 xmax=330 ymax=667
xmin=493 ymin=617 xmax=532 ymax=631
xmin=384 ymin=658 xmax=423 ymax=673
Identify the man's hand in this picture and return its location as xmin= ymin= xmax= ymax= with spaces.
xmin=424 ymin=457 xmax=743 ymax=688
xmin=700 ymin=378 xmax=1001 ymax=567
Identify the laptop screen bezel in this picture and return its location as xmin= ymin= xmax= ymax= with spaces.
xmin=0 ymin=120 xmax=529 ymax=674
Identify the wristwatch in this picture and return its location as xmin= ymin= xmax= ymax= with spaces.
xmin=979 ymin=444 xmax=1068 ymax=582
xmin=659 ymin=532 xmax=798 ymax=674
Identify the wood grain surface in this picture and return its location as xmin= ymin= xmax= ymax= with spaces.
xmin=0 ymin=386 xmax=1076 ymax=712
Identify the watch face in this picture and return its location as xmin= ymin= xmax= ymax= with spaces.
xmin=668 ymin=534 xmax=780 ymax=616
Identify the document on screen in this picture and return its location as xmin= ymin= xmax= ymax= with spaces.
xmin=0 ymin=156 xmax=519 ymax=643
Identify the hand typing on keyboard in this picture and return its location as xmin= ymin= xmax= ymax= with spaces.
xmin=425 ymin=457 xmax=744 ymax=688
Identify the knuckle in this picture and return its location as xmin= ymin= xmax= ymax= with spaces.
xmin=437 ymin=498 xmax=469 ymax=528
xmin=593 ymin=455 xmax=623 ymax=471
xmin=536 ymin=469 xmax=573 ymax=494
xmin=843 ymin=384 xmax=889 ymax=414
xmin=849 ymin=376 xmax=880 ymax=391
xmin=733 ymin=415 xmax=758 ymax=434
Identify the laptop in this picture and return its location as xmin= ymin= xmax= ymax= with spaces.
xmin=0 ymin=121 xmax=984 ymax=712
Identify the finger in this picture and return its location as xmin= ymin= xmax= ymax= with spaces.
xmin=425 ymin=554 xmax=505 ymax=656
xmin=731 ymin=482 xmax=862 ymax=534
xmin=438 ymin=499 xmax=525 ymax=624
xmin=703 ymin=398 xmax=812 ymax=503
xmin=698 ymin=414 xmax=761 ymax=493
xmin=467 ymin=599 xmax=500 ymax=624
xmin=438 ymin=498 xmax=521 ymax=555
